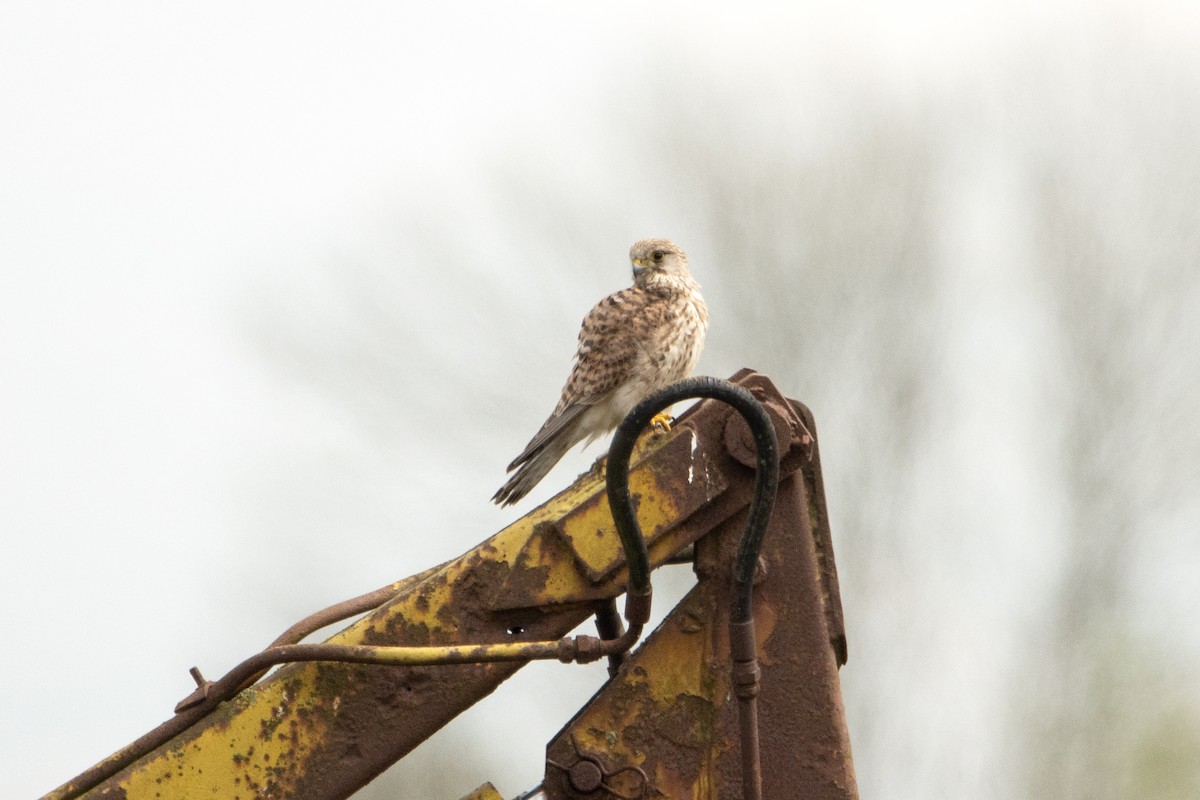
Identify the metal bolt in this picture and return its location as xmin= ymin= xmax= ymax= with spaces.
xmin=722 ymin=397 xmax=794 ymax=467
xmin=568 ymin=758 xmax=604 ymax=793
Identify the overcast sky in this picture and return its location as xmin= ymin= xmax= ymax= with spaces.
xmin=3 ymin=3 xmax=1198 ymax=799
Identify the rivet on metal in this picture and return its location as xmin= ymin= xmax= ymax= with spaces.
xmin=567 ymin=758 xmax=604 ymax=793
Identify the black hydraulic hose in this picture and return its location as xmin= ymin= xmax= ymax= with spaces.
xmin=605 ymin=375 xmax=779 ymax=800
xmin=605 ymin=375 xmax=780 ymax=624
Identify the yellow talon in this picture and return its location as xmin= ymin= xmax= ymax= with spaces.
xmin=649 ymin=412 xmax=674 ymax=431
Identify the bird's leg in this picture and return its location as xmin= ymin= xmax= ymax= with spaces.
xmin=649 ymin=412 xmax=674 ymax=431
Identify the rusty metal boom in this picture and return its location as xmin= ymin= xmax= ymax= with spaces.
xmin=45 ymin=369 xmax=856 ymax=800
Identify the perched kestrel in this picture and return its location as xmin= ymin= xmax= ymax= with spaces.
xmin=493 ymin=238 xmax=708 ymax=507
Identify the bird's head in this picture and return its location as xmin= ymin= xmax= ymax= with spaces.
xmin=629 ymin=238 xmax=689 ymax=285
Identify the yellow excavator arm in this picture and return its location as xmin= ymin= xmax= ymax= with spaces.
xmin=46 ymin=370 xmax=856 ymax=800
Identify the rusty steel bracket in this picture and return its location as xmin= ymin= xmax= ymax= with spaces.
xmin=44 ymin=369 xmax=852 ymax=800
xmin=542 ymin=376 xmax=857 ymax=798
xmin=603 ymin=375 xmax=784 ymax=800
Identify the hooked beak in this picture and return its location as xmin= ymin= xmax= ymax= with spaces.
xmin=631 ymin=257 xmax=647 ymax=277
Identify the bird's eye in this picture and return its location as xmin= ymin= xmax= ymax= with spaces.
xmin=652 ymin=250 xmax=664 ymax=263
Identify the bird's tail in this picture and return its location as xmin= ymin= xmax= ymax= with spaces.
xmin=491 ymin=434 xmax=575 ymax=507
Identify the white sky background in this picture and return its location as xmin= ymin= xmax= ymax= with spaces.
xmin=2 ymin=2 xmax=1198 ymax=798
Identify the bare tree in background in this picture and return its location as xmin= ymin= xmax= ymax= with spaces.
xmin=1015 ymin=42 xmax=1200 ymax=800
